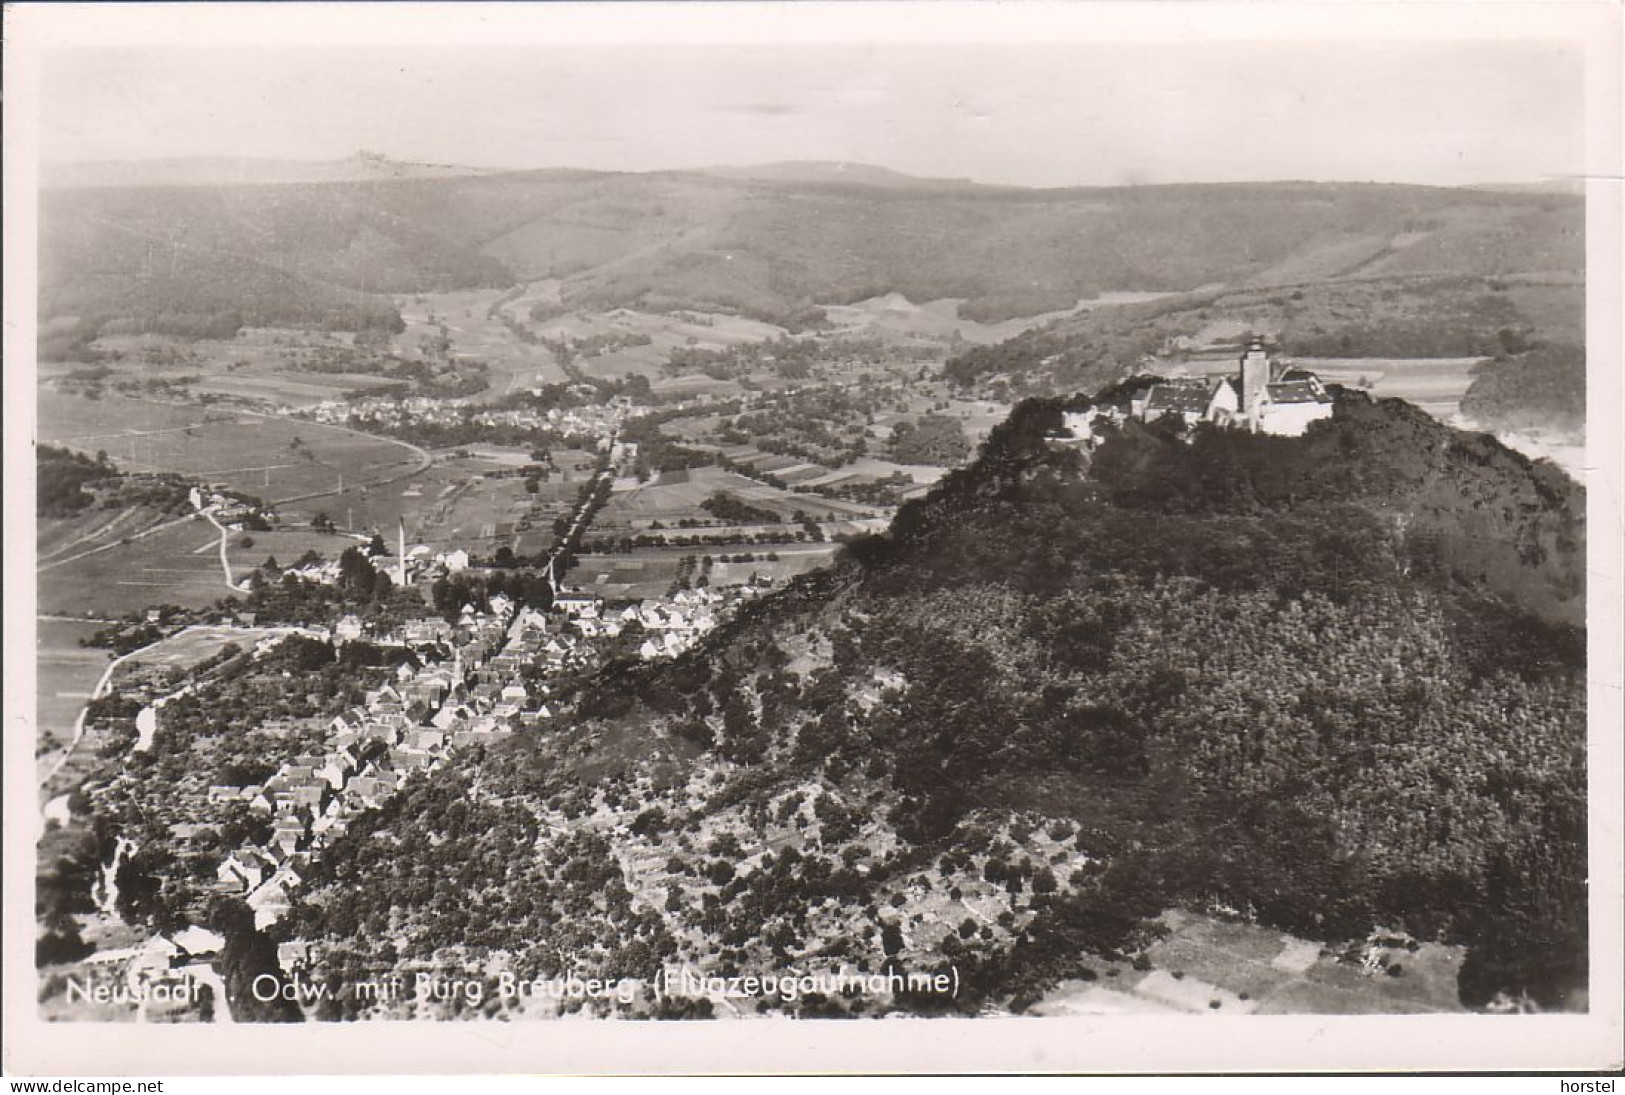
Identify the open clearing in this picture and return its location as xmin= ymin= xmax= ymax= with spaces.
xmin=53 ymin=327 xmax=433 ymax=409
xmin=1295 ymin=356 xmax=1486 ymax=420
xmin=35 ymin=619 xmax=112 ymax=756
xmin=399 ymin=288 xmax=571 ymax=397
xmin=114 ymin=625 xmax=289 ymax=681
xmin=35 ymin=391 xmax=440 ymax=616
xmin=820 ymin=291 xmax=1150 ymax=346
xmin=38 ymin=516 xmax=230 ymax=619
xmin=37 ymin=504 xmax=183 ymax=569
xmin=598 ymin=465 xmax=881 ymax=532
xmin=1030 ymin=908 xmax=1463 ymax=1016
xmin=38 ymin=391 xmax=425 ymax=514
xmin=567 ymin=543 xmax=841 ymax=600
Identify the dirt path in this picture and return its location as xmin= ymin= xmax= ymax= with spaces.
xmin=194 ymin=501 xmax=244 ymax=591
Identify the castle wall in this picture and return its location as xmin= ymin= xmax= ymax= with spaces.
xmin=1256 ymin=401 xmax=1334 ymax=436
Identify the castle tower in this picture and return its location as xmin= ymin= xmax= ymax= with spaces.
xmin=1238 ymin=336 xmax=1272 ymax=425
xmin=396 ymin=518 xmax=408 ymax=587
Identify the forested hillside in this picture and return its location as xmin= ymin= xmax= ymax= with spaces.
xmin=40 ymin=169 xmax=1583 ymax=351
xmin=942 ymin=274 xmax=1585 ymax=400
xmin=1462 ymin=344 xmax=1587 ymax=438
xmin=284 ymin=392 xmax=1587 ymax=1017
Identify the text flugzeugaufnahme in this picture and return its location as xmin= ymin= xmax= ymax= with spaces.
xmin=245 ymin=966 xmax=960 ymax=1007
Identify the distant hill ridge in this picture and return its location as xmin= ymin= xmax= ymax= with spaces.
xmin=39 ymin=161 xmax=1584 ymax=348
xmin=42 ymin=152 xmax=502 ymax=190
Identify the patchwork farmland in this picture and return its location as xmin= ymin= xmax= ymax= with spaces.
xmin=568 ymin=543 xmax=842 ymax=601
xmin=38 ymin=516 xmax=234 ymax=618
xmin=597 ymin=466 xmax=882 ymax=533
xmin=38 ymin=391 xmax=427 ymax=517
xmin=34 ymin=390 xmax=435 ymax=618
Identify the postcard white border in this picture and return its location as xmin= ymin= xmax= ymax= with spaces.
xmin=5 ymin=0 xmax=1622 ymax=1076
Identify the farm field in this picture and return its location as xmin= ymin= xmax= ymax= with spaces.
xmin=35 ymin=618 xmax=111 ymax=757
xmin=274 ymin=459 xmax=495 ymax=544
xmin=650 ymin=375 xmax=744 ymax=401
xmin=567 ymin=543 xmax=841 ymax=601
xmin=37 ymin=392 xmax=427 ymax=516
xmin=190 ymin=371 xmax=403 ymax=405
xmin=415 ymin=469 xmax=532 ymax=549
xmin=1296 ymin=356 xmax=1487 ymax=421
xmin=55 ymin=327 xmax=425 ymax=409
xmin=37 ymin=504 xmax=185 ymax=569
xmin=597 ymin=465 xmax=881 ymax=531
xmin=1030 ymin=909 xmax=1463 ymax=1017
xmin=400 ymin=285 xmax=799 ymax=398
xmin=871 ymin=395 xmax=1009 ymax=449
xmin=230 ymin=528 xmax=364 ymax=572
xmin=800 ymin=457 xmax=951 ymax=492
xmin=400 ymin=288 xmax=570 ymax=398
xmin=819 ymin=291 xmax=1133 ymax=346
xmin=393 ymin=449 xmax=597 ymax=552
xmin=658 ymin=414 xmax=728 ymax=448
xmin=113 ymin=625 xmax=290 ymax=682
xmin=38 ymin=514 xmax=233 ymax=619
xmin=482 ymin=289 xmax=795 ymax=387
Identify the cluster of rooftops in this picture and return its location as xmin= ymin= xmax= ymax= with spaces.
xmin=1060 ymin=337 xmax=1337 ymax=441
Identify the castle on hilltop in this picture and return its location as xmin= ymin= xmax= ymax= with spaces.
xmin=1131 ymin=337 xmax=1335 ymax=436
xmin=1061 ymin=336 xmax=1335 ymax=443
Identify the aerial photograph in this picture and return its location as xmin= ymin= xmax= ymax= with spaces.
xmin=11 ymin=5 xmax=1612 ymax=1064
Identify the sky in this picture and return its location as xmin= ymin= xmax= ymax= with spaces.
xmin=38 ymin=37 xmax=1586 ymax=188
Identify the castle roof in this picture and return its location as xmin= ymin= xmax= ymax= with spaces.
xmin=1142 ymin=381 xmax=1215 ymax=415
xmin=1265 ymin=380 xmax=1333 ymax=404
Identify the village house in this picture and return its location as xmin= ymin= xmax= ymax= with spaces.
xmin=554 ymin=591 xmax=601 ymax=617
xmin=247 ymin=881 xmax=290 ymax=930
xmin=216 ymin=848 xmax=273 ymax=893
xmin=168 ymin=926 xmax=226 ymax=963
xmin=277 ymin=941 xmax=312 ymax=971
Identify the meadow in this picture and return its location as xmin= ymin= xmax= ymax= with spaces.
xmin=399 ymin=289 xmax=571 ymax=398
xmin=74 ymin=328 xmax=429 ymax=408
xmin=568 ymin=543 xmax=842 ymax=601
xmin=35 ymin=618 xmax=111 ymax=757
xmin=1296 ymin=356 xmax=1486 ymax=421
xmin=113 ymin=625 xmax=291 ymax=681
xmin=1031 ymin=909 xmax=1464 ymax=1016
xmin=35 ymin=391 xmax=424 ymax=618
xmin=37 ymin=516 xmax=231 ymax=619
xmin=598 ymin=465 xmax=880 ymax=532
xmin=38 ymin=391 xmax=426 ymax=511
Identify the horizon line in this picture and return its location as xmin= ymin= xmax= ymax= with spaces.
xmin=36 ymin=154 xmax=1586 ymax=194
